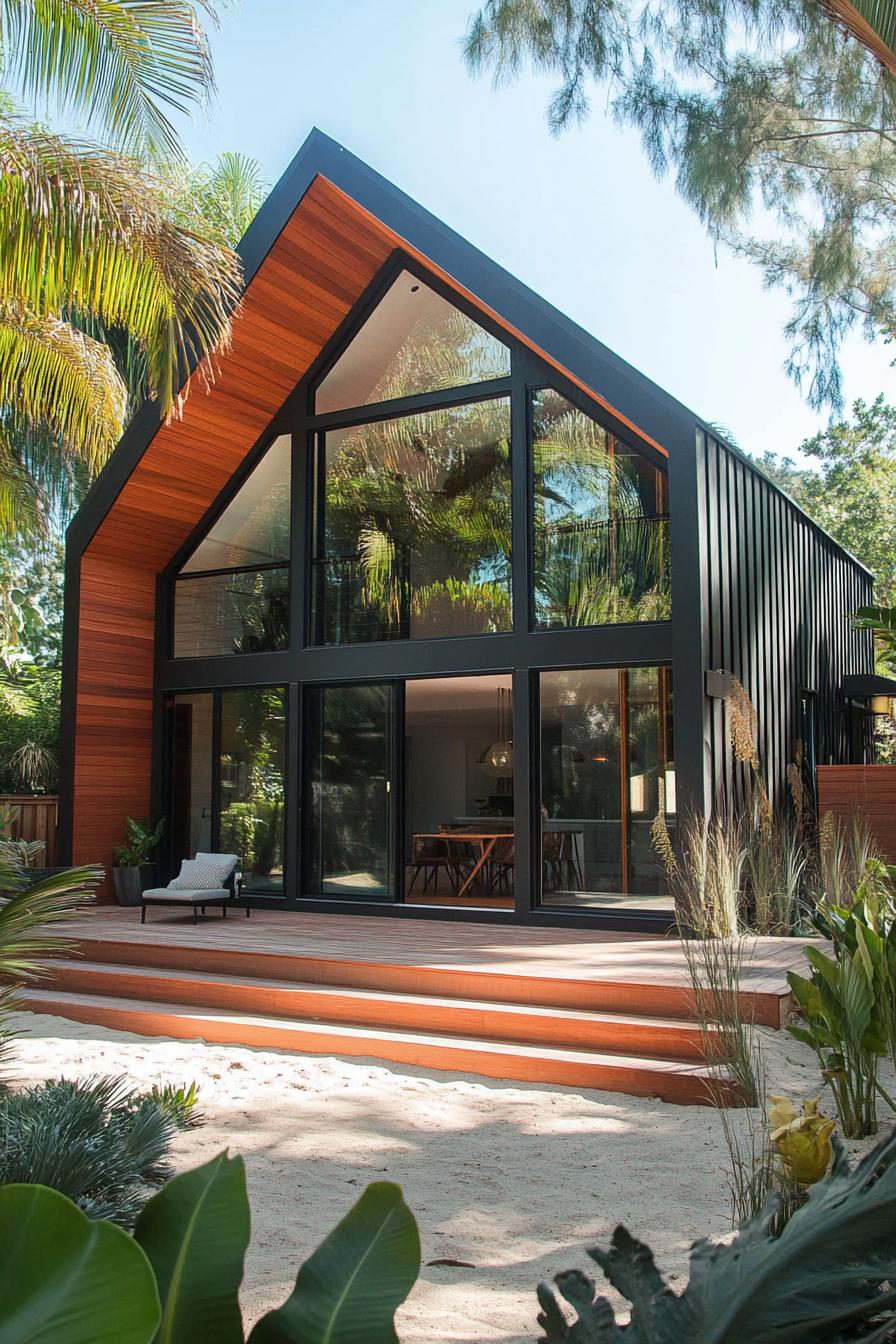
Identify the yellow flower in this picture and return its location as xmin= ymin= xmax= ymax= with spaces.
xmin=768 ymin=1094 xmax=799 ymax=1131
xmin=769 ymin=1096 xmax=835 ymax=1188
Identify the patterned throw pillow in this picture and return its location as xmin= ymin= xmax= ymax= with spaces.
xmin=169 ymin=858 xmax=233 ymax=891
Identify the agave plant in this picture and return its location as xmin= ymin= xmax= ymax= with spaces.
xmin=537 ymin=1130 xmax=896 ymax=1342
xmin=0 ymin=1076 xmax=178 ymax=1227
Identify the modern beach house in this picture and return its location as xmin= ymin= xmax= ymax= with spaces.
xmin=59 ymin=129 xmax=874 ymax=933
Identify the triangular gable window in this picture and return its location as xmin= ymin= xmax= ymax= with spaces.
xmin=314 ymin=269 xmax=509 ymax=414
xmin=180 ymin=434 xmax=291 ymax=574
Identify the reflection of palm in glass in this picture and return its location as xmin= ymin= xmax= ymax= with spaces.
xmin=318 ymin=397 xmax=513 ymax=643
xmin=533 ymin=391 xmax=671 ymax=628
xmin=219 ymin=688 xmax=286 ymax=884
xmin=316 ymin=270 xmax=510 ymax=413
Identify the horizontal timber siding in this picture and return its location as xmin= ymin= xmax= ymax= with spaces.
xmin=698 ymin=431 xmax=874 ymax=811
xmin=817 ymin=765 xmax=896 ymax=862
xmin=69 ymin=179 xmax=396 ymax=896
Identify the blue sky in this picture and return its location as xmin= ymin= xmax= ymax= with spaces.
xmin=178 ymin=1 xmax=891 ymax=459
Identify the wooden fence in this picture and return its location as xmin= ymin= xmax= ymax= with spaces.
xmin=817 ymin=766 xmax=896 ymax=863
xmin=0 ymin=794 xmax=59 ymax=867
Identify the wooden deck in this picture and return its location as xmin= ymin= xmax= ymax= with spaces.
xmin=23 ymin=907 xmax=820 ymax=1105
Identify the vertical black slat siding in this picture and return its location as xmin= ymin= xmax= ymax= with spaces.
xmin=751 ymin=469 xmax=769 ymax=789
xmin=770 ymin=488 xmax=785 ymax=802
xmin=736 ymin=454 xmax=752 ymax=806
xmin=701 ymin=434 xmax=873 ymax=808
xmin=702 ymin=434 xmax=724 ymax=803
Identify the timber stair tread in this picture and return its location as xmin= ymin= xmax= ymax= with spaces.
xmin=43 ymin=959 xmax=713 ymax=1060
xmin=21 ymin=987 xmax=735 ymax=1106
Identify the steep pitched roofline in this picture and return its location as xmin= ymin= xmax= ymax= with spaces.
xmin=66 ymin=126 xmax=872 ymax=581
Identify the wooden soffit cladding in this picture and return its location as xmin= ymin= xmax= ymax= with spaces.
xmin=84 ymin=177 xmax=395 ymax=569
xmin=83 ymin=172 xmax=667 ymax=574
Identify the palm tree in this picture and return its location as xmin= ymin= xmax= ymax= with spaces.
xmin=0 ymin=1 xmax=244 ymax=539
xmin=0 ymin=838 xmax=102 ymax=1065
xmin=1 ymin=0 xmax=220 ymax=160
xmin=818 ymin=2 xmax=896 ymax=75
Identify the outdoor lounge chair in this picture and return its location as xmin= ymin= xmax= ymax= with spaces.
xmin=140 ymin=852 xmax=248 ymax=924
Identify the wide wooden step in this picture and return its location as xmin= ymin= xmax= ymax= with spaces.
xmin=45 ymin=960 xmax=713 ymax=1061
xmin=21 ymin=988 xmax=738 ymax=1107
xmin=61 ymin=932 xmax=787 ymax=1027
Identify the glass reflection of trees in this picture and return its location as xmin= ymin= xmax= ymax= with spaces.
xmin=218 ymin=687 xmax=286 ymax=893
xmin=305 ymin=683 xmax=394 ymax=896
xmin=533 ymin=390 xmax=671 ymax=629
xmin=315 ymin=271 xmax=510 ymax=414
xmin=315 ymin=397 xmax=512 ymax=644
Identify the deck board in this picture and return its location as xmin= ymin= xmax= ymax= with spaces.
xmin=60 ymin=907 xmax=817 ymax=996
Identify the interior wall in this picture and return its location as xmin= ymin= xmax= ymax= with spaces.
xmin=405 ymin=722 xmax=499 ymax=838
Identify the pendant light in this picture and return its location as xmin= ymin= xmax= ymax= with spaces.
xmin=485 ymin=687 xmax=514 ymax=775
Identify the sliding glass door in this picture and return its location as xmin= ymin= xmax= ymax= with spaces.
xmin=538 ymin=666 xmax=674 ymax=912
xmin=168 ymin=686 xmax=287 ymax=896
xmin=303 ymin=683 xmax=396 ymax=898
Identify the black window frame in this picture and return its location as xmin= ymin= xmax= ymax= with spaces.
xmin=165 ymin=682 xmax=290 ymax=897
xmin=166 ymin=430 xmax=294 ymax=661
xmin=154 ymin=250 xmax=677 ymax=931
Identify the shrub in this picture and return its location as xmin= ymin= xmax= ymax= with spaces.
xmin=791 ymin=859 xmax=896 ymax=1137
xmin=146 ymin=1080 xmax=204 ymax=1130
xmin=0 ymin=851 xmax=102 ymax=1068
xmin=0 ymin=1075 xmax=201 ymax=1227
xmin=537 ymin=1130 xmax=896 ymax=1342
xmin=0 ymin=1152 xmax=420 ymax=1343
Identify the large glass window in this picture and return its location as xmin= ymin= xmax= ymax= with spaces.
xmin=218 ymin=688 xmax=286 ymax=895
xmin=168 ymin=687 xmax=286 ymax=897
xmin=169 ymin=692 xmax=213 ymax=862
xmin=404 ymin=675 xmax=514 ymax=908
xmin=173 ymin=435 xmax=291 ymax=658
xmin=532 ymin=391 xmax=670 ymax=628
xmin=304 ymin=683 xmax=396 ymax=897
xmin=311 ymin=398 xmax=512 ymax=644
xmin=539 ymin=666 xmax=674 ymax=911
xmin=315 ymin=270 xmax=509 ymax=414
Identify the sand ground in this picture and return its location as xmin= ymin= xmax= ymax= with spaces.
xmin=9 ymin=1010 xmax=895 ymax=1343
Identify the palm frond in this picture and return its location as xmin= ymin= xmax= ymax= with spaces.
xmin=1 ymin=416 xmax=93 ymax=525
xmin=0 ymin=425 xmax=44 ymax=543
xmin=0 ymin=0 xmax=221 ymax=160
xmin=0 ymin=118 xmax=243 ymax=412
xmin=0 ymin=304 xmax=126 ymax=469
xmin=818 ymin=1 xmax=896 ymax=74
xmin=0 ymin=863 xmax=101 ymax=983
xmin=200 ymin=151 xmax=267 ymax=243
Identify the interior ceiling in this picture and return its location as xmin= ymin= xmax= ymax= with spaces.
xmin=405 ymin=673 xmax=513 ymax=722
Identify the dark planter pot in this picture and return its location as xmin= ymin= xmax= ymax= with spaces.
xmin=112 ymin=865 xmax=155 ymax=906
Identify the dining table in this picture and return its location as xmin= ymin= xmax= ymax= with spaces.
xmin=412 ymin=830 xmax=511 ymax=899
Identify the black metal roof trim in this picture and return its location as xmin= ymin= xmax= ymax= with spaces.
xmin=65 ymin=126 xmax=869 ymax=580
xmin=843 ymin=673 xmax=896 ymax=697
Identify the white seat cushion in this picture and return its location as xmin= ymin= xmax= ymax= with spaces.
xmin=142 ymin=888 xmax=230 ymax=903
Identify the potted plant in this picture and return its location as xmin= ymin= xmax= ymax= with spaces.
xmin=112 ymin=817 xmax=165 ymax=906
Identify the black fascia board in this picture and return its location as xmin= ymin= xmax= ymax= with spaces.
xmin=64 ymin=127 xmax=872 ymax=579
xmin=65 ymin=127 xmax=703 ymax=563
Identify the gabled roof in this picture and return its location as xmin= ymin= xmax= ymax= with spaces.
xmin=67 ymin=127 xmax=706 ymax=572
